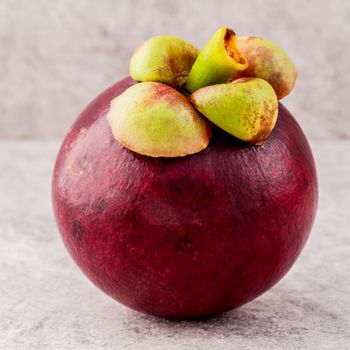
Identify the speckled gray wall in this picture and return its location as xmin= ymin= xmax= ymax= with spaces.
xmin=0 ymin=0 xmax=349 ymax=139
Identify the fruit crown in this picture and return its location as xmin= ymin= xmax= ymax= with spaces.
xmin=107 ymin=27 xmax=298 ymax=158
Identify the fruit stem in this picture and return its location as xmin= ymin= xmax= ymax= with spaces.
xmin=185 ymin=27 xmax=248 ymax=93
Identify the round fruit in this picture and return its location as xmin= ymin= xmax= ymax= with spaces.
xmin=52 ymin=77 xmax=318 ymax=319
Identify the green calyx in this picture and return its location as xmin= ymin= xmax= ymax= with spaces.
xmin=107 ymin=27 xmax=297 ymax=157
xmin=233 ymin=36 xmax=298 ymax=99
xmin=130 ymin=36 xmax=199 ymax=89
xmin=107 ymin=82 xmax=212 ymax=158
xmin=191 ymin=78 xmax=278 ymax=145
xmin=185 ymin=27 xmax=248 ymax=93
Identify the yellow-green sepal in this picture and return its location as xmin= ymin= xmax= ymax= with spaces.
xmin=233 ymin=36 xmax=298 ymax=99
xmin=185 ymin=27 xmax=248 ymax=93
xmin=191 ymin=78 xmax=278 ymax=145
xmin=130 ymin=36 xmax=200 ymax=89
xmin=107 ymin=82 xmax=212 ymax=157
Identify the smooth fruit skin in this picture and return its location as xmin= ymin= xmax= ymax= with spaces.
xmin=52 ymin=77 xmax=318 ymax=319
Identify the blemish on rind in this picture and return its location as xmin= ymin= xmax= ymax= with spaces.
xmin=71 ymin=219 xmax=83 ymax=243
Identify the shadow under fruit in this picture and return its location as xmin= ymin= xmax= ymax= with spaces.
xmin=52 ymin=77 xmax=318 ymax=319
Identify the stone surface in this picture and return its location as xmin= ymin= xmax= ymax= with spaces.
xmin=0 ymin=0 xmax=350 ymax=140
xmin=0 ymin=139 xmax=349 ymax=349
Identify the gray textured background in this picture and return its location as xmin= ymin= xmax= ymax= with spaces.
xmin=1 ymin=1 xmax=350 ymax=349
xmin=1 ymin=0 xmax=349 ymax=140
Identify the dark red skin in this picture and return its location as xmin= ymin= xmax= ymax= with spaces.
xmin=52 ymin=77 xmax=318 ymax=319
